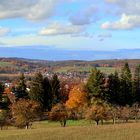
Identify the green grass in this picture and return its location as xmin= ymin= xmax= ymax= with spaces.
xmin=0 ymin=120 xmax=140 ymax=140
xmin=0 ymin=62 xmax=16 ymax=68
xmin=97 ymin=67 xmax=116 ymax=75
xmin=55 ymin=66 xmax=115 ymax=74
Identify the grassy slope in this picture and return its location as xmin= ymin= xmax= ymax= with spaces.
xmin=0 ymin=121 xmax=140 ymax=140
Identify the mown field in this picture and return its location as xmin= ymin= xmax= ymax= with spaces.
xmin=0 ymin=120 xmax=140 ymax=140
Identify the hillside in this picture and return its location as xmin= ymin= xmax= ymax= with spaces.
xmin=0 ymin=58 xmax=140 ymax=74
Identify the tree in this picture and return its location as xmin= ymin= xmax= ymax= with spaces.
xmin=49 ymin=103 xmax=68 ymax=127
xmin=29 ymin=72 xmax=44 ymax=107
xmin=66 ymin=85 xmax=87 ymax=119
xmin=85 ymin=99 xmax=110 ymax=125
xmin=0 ymin=83 xmax=4 ymax=102
xmin=132 ymin=65 xmax=140 ymax=103
xmin=119 ymin=105 xmax=131 ymax=122
xmin=66 ymin=85 xmax=87 ymax=110
xmin=119 ymin=63 xmax=132 ymax=105
xmin=86 ymin=68 xmax=105 ymax=102
xmin=59 ymin=80 xmax=70 ymax=103
xmin=0 ymin=83 xmax=6 ymax=109
xmin=109 ymin=105 xmax=120 ymax=124
xmin=106 ymin=71 xmax=120 ymax=105
xmin=10 ymin=99 xmax=41 ymax=129
xmin=51 ymin=74 xmax=61 ymax=105
xmin=15 ymin=73 xmax=28 ymax=100
xmin=43 ymin=77 xmax=52 ymax=111
xmin=0 ymin=110 xmax=10 ymax=130
xmin=131 ymin=103 xmax=140 ymax=121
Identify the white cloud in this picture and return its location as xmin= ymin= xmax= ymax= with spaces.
xmin=0 ymin=27 xmax=10 ymax=36
xmin=69 ymin=5 xmax=98 ymax=25
xmin=101 ymin=14 xmax=140 ymax=30
xmin=39 ymin=22 xmax=85 ymax=36
xmin=103 ymin=0 xmax=140 ymax=30
xmin=0 ymin=0 xmax=65 ymax=20
xmin=105 ymin=0 xmax=140 ymax=15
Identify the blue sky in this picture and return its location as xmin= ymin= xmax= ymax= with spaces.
xmin=0 ymin=0 xmax=140 ymax=56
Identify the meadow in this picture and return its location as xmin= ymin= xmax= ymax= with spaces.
xmin=55 ymin=66 xmax=116 ymax=74
xmin=0 ymin=120 xmax=140 ymax=140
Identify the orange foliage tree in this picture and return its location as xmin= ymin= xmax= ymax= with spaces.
xmin=49 ymin=103 xmax=68 ymax=127
xmin=10 ymin=99 xmax=41 ymax=129
xmin=66 ymin=85 xmax=87 ymax=119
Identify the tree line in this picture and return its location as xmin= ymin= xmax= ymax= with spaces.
xmin=0 ymin=62 xmax=140 ymax=129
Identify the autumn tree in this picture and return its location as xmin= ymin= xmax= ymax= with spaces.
xmin=109 ymin=105 xmax=120 ymax=124
xmin=119 ymin=105 xmax=131 ymax=122
xmin=0 ymin=110 xmax=10 ymax=130
xmin=66 ymin=85 xmax=87 ymax=109
xmin=49 ymin=103 xmax=68 ymax=127
xmin=11 ymin=99 xmax=41 ymax=129
xmin=66 ymin=85 xmax=87 ymax=119
xmin=85 ymin=99 xmax=110 ymax=125
xmin=131 ymin=103 xmax=140 ymax=121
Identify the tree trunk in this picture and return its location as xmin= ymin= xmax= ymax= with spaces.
xmin=96 ymin=120 xmax=99 ymax=125
xmin=113 ymin=117 xmax=116 ymax=124
xmin=101 ymin=120 xmax=103 ymax=125
xmin=63 ymin=119 xmax=66 ymax=127
xmin=26 ymin=122 xmax=29 ymax=129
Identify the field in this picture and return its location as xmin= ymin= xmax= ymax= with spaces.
xmin=55 ymin=66 xmax=116 ymax=74
xmin=0 ymin=120 xmax=140 ymax=140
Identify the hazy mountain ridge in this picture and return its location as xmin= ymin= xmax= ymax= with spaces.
xmin=0 ymin=46 xmax=140 ymax=60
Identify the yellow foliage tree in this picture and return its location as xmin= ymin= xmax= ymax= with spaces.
xmin=85 ymin=99 xmax=110 ymax=125
xmin=66 ymin=85 xmax=87 ymax=119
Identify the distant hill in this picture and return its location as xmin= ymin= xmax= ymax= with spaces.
xmin=0 ymin=57 xmax=140 ymax=71
xmin=0 ymin=46 xmax=140 ymax=60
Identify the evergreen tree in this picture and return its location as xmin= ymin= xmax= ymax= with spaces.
xmin=15 ymin=73 xmax=28 ymax=100
xmin=86 ymin=68 xmax=105 ymax=102
xmin=43 ymin=77 xmax=52 ymax=111
xmin=0 ymin=82 xmax=4 ymax=102
xmin=0 ymin=83 xmax=4 ymax=109
xmin=29 ymin=72 xmax=44 ymax=107
xmin=107 ymin=71 xmax=120 ymax=105
xmin=132 ymin=65 xmax=140 ymax=103
xmin=119 ymin=62 xmax=132 ymax=105
xmin=51 ymin=74 xmax=61 ymax=105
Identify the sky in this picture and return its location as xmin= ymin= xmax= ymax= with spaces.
xmin=0 ymin=0 xmax=140 ymax=59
